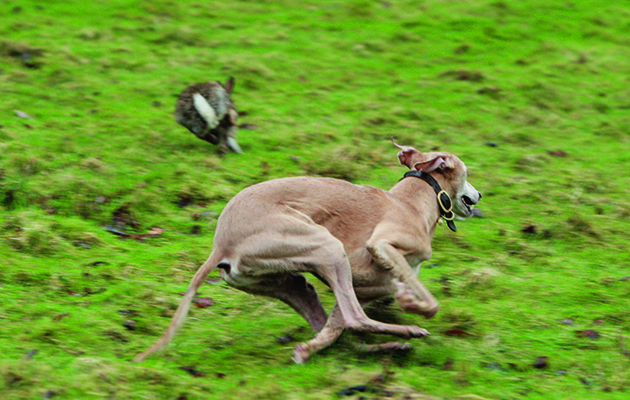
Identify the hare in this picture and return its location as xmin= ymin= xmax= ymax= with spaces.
xmin=174 ymin=77 xmax=242 ymax=154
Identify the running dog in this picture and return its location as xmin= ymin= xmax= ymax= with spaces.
xmin=135 ymin=141 xmax=481 ymax=363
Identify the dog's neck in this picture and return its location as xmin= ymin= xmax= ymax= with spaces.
xmin=389 ymin=171 xmax=456 ymax=233
xmin=401 ymin=171 xmax=457 ymax=232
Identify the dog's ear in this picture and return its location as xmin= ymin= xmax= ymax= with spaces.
xmin=392 ymin=139 xmax=423 ymax=169
xmin=413 ymin=156 xmax=449 ymax=173
xmin=224 ymin=76 xmax=235 ymax=94
xmin=397 ymin=148 xmax=423 ymax=169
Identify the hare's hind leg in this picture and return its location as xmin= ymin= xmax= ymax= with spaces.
xmin=225 ymin=125 xmax=242 ymax=154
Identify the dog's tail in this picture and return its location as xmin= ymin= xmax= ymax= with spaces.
xmin=133 ymin=254 xmax=223 ymax=362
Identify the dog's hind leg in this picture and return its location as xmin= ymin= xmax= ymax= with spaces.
xmin=233 ymin=273 xmax=328 ymax=332
xmin=272 ymin=274 xmax=327 ymax=331
xmin=292 ymin=301 xmax=414 ymax=363
xmin=293 ymin=304 xmax=344 ymax=364
xmin=354 ymin=342 xmax=413 ymax=353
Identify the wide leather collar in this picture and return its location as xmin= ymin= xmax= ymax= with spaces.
xmin=401 ymin=170 xmax=457 ymax=232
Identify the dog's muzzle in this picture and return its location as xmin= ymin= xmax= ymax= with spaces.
xmin=461 ymin=191 xmax=482 ymax=214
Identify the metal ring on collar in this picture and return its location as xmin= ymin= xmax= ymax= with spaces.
xmin=442 ymin=211 xmax=455 ymax=221
xmin=437 ymin=190 xmax=453 ymax=213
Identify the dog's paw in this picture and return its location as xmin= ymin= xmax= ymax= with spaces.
xmin=406 ymin=326 xmax=430 ymax=338
xmin=292 ymin=343 xmax=311 ymax=364
xmin=394 ymin=280 xmax=438 ymax=318
xmin=394 ymin=281 xmax=428 ymax=310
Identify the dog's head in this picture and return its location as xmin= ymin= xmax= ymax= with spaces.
xmin=393 ymin=141 xmax=481 ymax=218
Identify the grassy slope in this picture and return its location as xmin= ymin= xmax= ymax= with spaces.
xmin=1 ymin=0 xmax=629 ymax=398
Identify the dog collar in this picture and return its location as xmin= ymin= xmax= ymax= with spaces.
xmin=401 ymin=170 xmax=457 ymax=232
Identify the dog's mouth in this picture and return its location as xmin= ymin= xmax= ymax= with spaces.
xmin=461 ymin=195 xmax=476 ymax=213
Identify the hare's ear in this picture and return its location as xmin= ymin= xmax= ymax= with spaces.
xmin=413 ymin=156 xmax=450 ymax=173
xmin=224 ymin=76 xmax=235 ymax=94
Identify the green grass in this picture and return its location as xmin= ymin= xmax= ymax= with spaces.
xmin=1 ymin=0 xmax=630 ymax=398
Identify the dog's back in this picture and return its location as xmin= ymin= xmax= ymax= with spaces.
xmin=215 ymin=177 xmax=389 ymax=242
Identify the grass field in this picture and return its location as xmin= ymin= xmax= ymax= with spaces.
xmin=1 ymin=0 xmax=630 ymax=399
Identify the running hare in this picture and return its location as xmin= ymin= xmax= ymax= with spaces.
xmin=174 ymin=77 xmax=242 ymax=154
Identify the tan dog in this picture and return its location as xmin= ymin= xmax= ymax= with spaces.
xmin=134 ymin=142 xmax=481 ymax=363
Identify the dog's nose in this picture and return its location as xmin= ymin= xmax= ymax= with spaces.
xmin=478 ymin=191 xmax=482 ymax=200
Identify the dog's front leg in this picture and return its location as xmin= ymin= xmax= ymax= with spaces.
xmin=366 ymin=240 xmax=438 ymax=318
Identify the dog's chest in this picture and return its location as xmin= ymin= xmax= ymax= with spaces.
xmin=405 ymin=253 xmax=423 ymax=275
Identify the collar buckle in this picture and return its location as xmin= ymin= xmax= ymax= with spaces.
xmin=436 ymin=189 xmax=454 ymax=220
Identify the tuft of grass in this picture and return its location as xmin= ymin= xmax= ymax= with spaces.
xmin=2 ymin=211 xmax=65 ymax=255
xmin=303 ymin=145 xmax=369 ymax=181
